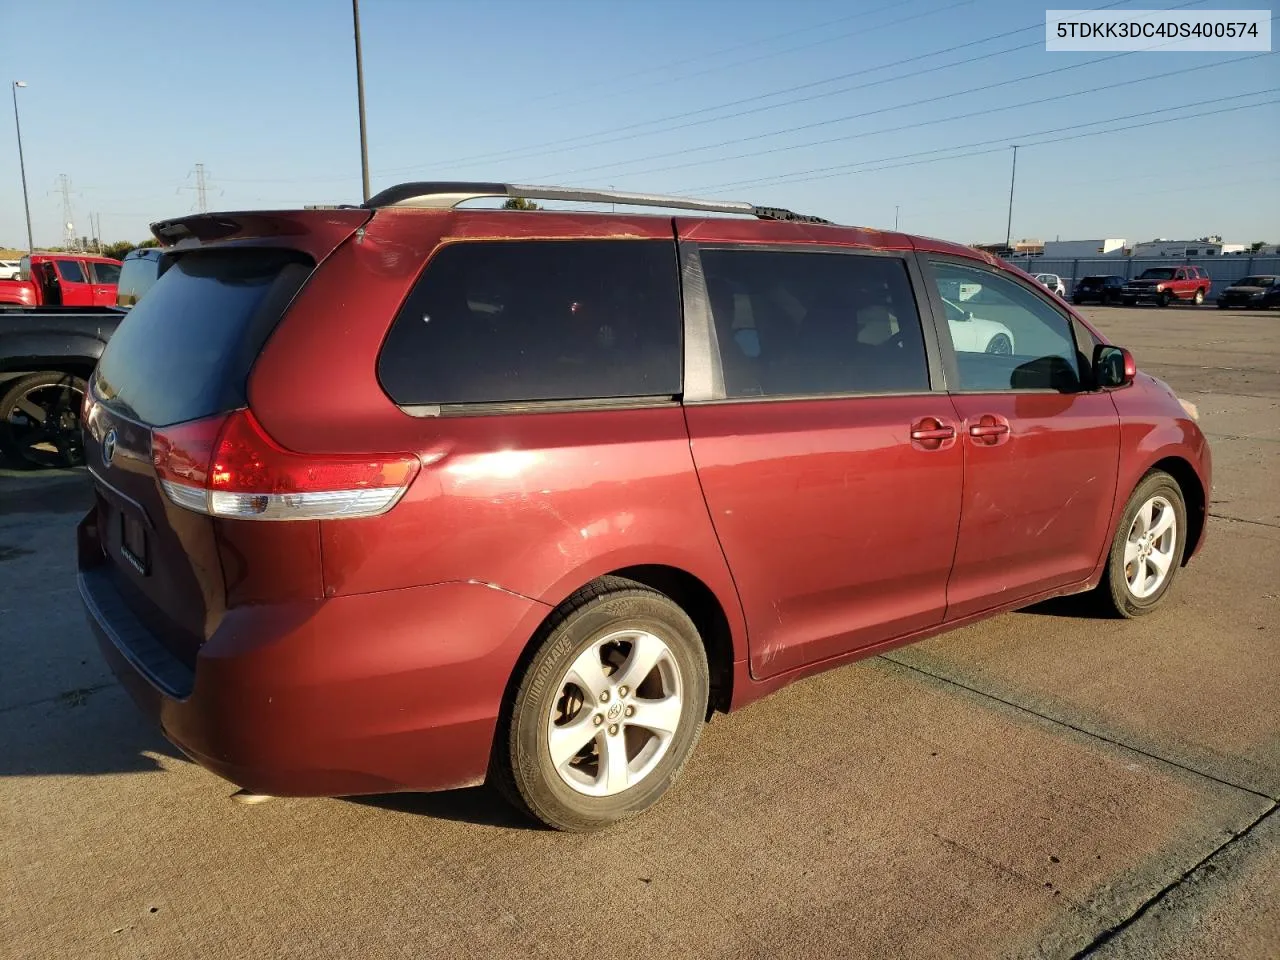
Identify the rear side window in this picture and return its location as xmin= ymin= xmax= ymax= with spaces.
xmin=699 ymin=248 xmax=929 ymax=398
xmin=115 ymin=253 xmax=164 ymax=307
xmin=94 ymin=249 xmax=312 ymax=426
xmin=57 ymin=259 xmax=86 ymax=283
xmin=90 ymin=262 xmax=121 ymax=284
xmin=379 ymin=239 xmax=681 ymax=406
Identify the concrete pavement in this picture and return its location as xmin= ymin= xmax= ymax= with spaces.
xmin=0 ymin=304 xmax=1275 ymax=959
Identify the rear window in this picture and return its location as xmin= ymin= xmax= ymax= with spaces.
xmin=378 ymin=239 xmax=682 ymax=407
xmin=93 ymin=248 xmax=312 ymax=426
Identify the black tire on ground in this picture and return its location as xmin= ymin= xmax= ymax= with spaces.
xmin=1194 ymin=288 xmax=1206 ymax=305
xmin=491 ymin=576 xmax=710 ymax=832
xmin=0 ymin=371 xmax=87 ymax=469
xmin=1096 ymin=471 xmax=1188 ymax=619
xmin=1218 ymin=300 xmax=1229 ymax=309
xmin=1158 ymin=290 xmax=1172 ymax=307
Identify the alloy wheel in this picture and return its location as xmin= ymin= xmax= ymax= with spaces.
xmin=1124 ymin=495 xmax=1177 ymax=599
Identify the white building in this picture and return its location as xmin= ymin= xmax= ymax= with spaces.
xmin=1130 ymin=237 xmax=1247 ymax=258
xmin=1042 ymin=239 xmax=1127 ymax=258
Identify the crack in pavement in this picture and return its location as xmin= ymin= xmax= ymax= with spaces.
xmin=1071 ymin=803 xmax=1278 ymax=959
xmin=878 ymin=655 xmax=1275 ymax=802
xmin=1209 ymin=512 xmax=1280 ymax=529
xmin=0 ymin=681 xmax=114 ymax=717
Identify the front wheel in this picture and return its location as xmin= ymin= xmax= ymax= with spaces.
xmin=985 ymin=334 xmax=1013 ymax=355
xmin=492 ymin=577 xmax=710 ymax=831
xmin=1097 ymin=472 xmax=1187 ymax=618
xmin=1158 ymin=291 xmax=1172 ymax=307
xmin=1218 ymin=300 xmax=1229 ymax=309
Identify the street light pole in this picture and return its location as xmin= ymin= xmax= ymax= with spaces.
xmin=1004 ymin=144 xmax=1019 ymax=253
xmin=894 ymin=204 xmax=900 ymax=231
xmin=11 ymin=81 xmax=34 ymax=254
xmin=352 ymin=0 xmax=371 ymax=203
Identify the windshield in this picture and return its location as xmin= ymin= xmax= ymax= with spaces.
xmin=1138 ymin=269 xmax=1176 ymax=280
xmin=1235 ymin=276 xmax=1274 ymax=287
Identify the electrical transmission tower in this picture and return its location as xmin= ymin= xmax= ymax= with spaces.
xmin=182 ymin=163 xmax=216 ymax=213
xmin=58 ymin=174 xmax=77 ymax=250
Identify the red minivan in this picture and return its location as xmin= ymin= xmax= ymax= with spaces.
xmin=78 ymin=184 xmax=1211 ymax=831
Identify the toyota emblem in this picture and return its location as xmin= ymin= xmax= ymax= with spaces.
xmin=102 ymin=428 xmax=118 ymax=467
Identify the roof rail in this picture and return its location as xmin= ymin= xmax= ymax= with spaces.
xmin=362 ymin=181 xmax=830 ymax=224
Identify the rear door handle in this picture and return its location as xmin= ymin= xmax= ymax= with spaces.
xmin=910 ymin=418 xmax=957 ymax=450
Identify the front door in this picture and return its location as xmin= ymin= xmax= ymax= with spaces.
xmin=54 ymin=258 xmax=93 ymax=306
xmin=682 ymin=243 xmax=962 ymax=680
xmin=922 ymin=258 xmax=1121 ymax=620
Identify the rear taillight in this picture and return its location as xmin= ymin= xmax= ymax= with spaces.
xmin=152 ymin=409 xmax=419 ymax=521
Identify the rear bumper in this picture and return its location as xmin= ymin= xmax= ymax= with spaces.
xmin=79 ymin=521 xmax=551 ymax=797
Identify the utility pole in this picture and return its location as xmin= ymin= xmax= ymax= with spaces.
xmin=1004 ymin=144 xmax=1019 ymax=253
xmin=58 ymin=174 xmax=77 ymax=251
xmin=352 ymin=0 xmax=371 ymax=202
xmin=11 ymin=81 xmax=33 ymax=254
xmin=894 ymin=204 xmax=900 ymax=231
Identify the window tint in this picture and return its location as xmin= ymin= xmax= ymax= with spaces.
xmin=115 ymin=252 xmax=164 ymax=307
xmin=94 ymin=249 xmax=313 ymax=426
xmin=56 ymin=259 xmax=86 ymax=283
xmin=378 ymin=240 xmax=681 ymax=406
xmin=929 ymin=261 xmax=1082 ymax=393
xmin=699 ymin=249 xmax=929 ymax=398
xmin=90 ymin=261 xmax=121 ymax=284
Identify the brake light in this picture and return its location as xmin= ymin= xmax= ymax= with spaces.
xmin=153 ymin=409 xmax=420 ymax=520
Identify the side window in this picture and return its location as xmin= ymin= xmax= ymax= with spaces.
xmin=90 ymin=262 xmax=121 ymax=284
xmin=57 ymin=259 xmax=87 ymax=283
xmin=378 ymin=239 xmax=681 ymax=406
xmin=928 ymin=260 xmax=1082 ymax=393
xmin=698 ymin=248 xmax=929 ymax=398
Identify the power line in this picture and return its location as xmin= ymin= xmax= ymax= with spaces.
xmin=545 ymin=52 xmax=1272 ymax=183
xmin=388 ymin=0 xmax=1181 ymax=176
xmin=681 ymin=92 xmax=1280 ymax=195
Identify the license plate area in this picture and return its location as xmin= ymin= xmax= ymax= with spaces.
xmin=120 ymin=510 xmax=149 ymax=575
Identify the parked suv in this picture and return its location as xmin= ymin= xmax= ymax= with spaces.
xmin=1121 ymin=265 xmax=1211 ymax=306
xmin=1072 ymin=275 xmax=1126 ymax=305
xmin=79 ymin=183 xmax=1211 ymax=831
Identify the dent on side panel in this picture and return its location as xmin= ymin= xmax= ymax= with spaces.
xmin=318 ymin=405 xmax=749 ymax=656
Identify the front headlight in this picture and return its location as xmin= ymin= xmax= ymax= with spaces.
xmin=1156 ymin=284 xmax=1165 ymax=292
xmin=1178 ymin=398 xmax=1199 ymax=421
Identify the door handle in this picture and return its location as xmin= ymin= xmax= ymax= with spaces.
xmin=910 ymin=418 xmax=956 ymax=450
xmin=968 ymin=414 xmax=1010 ymax=445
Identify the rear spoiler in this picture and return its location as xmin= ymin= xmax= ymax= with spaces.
xmin=149 ymin=210 xmax=372 ymax=262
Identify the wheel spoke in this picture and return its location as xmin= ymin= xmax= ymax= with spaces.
xmin=15 ymin=396 xmax=48 ymax=424
xmin=564 ymin=643 xmax=610 ymax=703
xmin=548 ymin=715 xmax=599 ymax=771
xmin=627 ymin=694 xmax=681 ymax=737
xmin=1135 ymin=501 xmax=1154 ymax=534
xmin=599 ymin=732 xmax=631 ymax=793
xmin=1149 ymin=505 xmax=1175 ymax=540
xmin=1148 ymin=547 xmax=1172 ymax=577
xmin=614 ymin=632 xmax=666 ymax=694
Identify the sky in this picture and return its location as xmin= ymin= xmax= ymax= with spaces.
xmin=1 ymin=0 xmax=1277 ymax=249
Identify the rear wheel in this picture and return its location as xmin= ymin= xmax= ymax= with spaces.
xmin=0 ymin=372 xmax=86 ymax=469
xmin=492 ymin=577 xmax=710 ymax=831
xmin=1194 ymin=288 xmax=1206 ymax=305
xmin=1097 ymin=472 xmax=1187 ymax=618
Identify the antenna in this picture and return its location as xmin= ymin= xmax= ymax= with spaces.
xmin=57 ymin=174 xmax=77 ymax=250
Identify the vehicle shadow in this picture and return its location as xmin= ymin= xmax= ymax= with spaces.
xmin=1018 ymin=593 xmax=1120 ymax=620
xmin=349 ymin=786 xmax=540 ymax=830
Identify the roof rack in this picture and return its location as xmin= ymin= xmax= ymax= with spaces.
xmin=362 ymin=181 xmax=830 ymax=224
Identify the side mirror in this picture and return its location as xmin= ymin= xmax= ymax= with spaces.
xmin=1094 ymin=344 xmax=1136 ymax=388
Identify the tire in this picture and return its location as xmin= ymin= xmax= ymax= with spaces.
xmin=492 ymin=576 xmax=710 ymax=831
xmin=985 ymin=334 xmax=1013 ymax=355
xmin=1157 ymin=291 xmax=1172 ymax=308
xmin=0 ymin=371 xmax=87 ymax=469
xmin=1194 ymin=288 xmax=1205 ymax=305
xmin=1218 ymin=300 xmax=1229 ymax=309
xmin=1097 ymin=471 xmax=1188 ymax=618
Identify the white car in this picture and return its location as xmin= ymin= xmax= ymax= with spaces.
xmin=0 ymin=259 xmax=21 ymax=281
xmin=1035 ymin=273 xmax=1066 ymax=297
xmin=942 ymin=297 xmax=1015 ymax=354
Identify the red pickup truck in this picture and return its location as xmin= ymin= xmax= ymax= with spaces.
xmin=0 ymin=253 xmax=122 ymax=307
xmin=1120 ymin=265 xmax=1212 ymax=307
